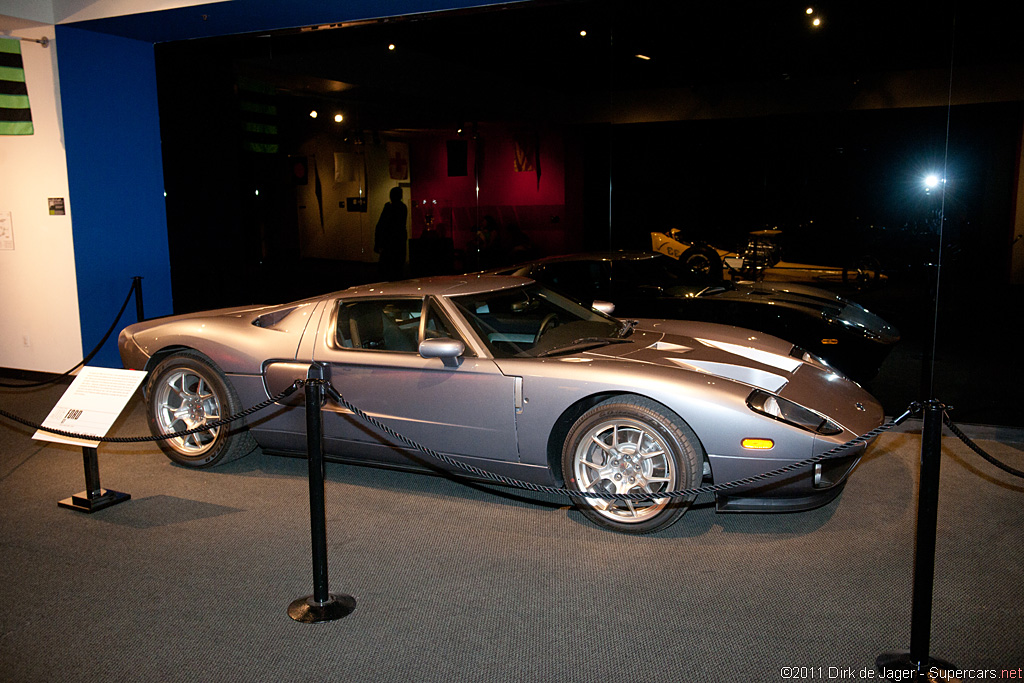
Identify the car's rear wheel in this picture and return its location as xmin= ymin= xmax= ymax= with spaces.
xmin=562 ymin=396 xmax=702 ymax=534
xmin=145 ymin=351 xmax=256 ymax=468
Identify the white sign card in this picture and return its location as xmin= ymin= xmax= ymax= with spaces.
xmin=0 ymin=211 xmax=13 ymax=250
xmin=33 ymin=367 xmax=148 ymax=448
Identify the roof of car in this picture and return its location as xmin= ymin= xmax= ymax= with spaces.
xmin=337 ymin=273 xmax=537 ymax=299
xmin=496 ymin=251 xmax=663 ymax=273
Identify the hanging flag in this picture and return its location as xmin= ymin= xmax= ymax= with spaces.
xmin=513 ymin=135 xmax=534 ymax=172
xmin=312 ymin=155 xmax=324 ymax=232
xmin=386 ymin=141 xmax=409 ymax=180
xmin=236 ymin=76 xmax=277 ymax=154
xmin=0 ymin=38 xmax=33 ymax=136
xmin=334 ymin=151 xmax=366 ymax=184
xmin=513 ymin=129 xmax=541 ymax=189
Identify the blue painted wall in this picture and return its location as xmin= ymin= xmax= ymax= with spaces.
xmin=54 ymin=0 xmax=510 ymax=369
xmin=56 ymin=25 xmax=173 ymax=369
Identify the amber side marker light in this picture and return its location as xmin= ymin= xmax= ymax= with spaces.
xmin=742 ymin=438 xmax=775 ymax=450
xmin=821 ymin=338 xmax=839 ymax=345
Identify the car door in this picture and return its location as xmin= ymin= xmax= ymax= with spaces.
xmin=312 ymin=295 xmax=520 ymax=467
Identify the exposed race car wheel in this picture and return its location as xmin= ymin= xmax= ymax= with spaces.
xmin=679 ymin=244 xmax=723 ymax=282
xmin=562 ymin=396 xmax=703 ymax=534
xmin=145 ymin=351 xmax=257 ymax=468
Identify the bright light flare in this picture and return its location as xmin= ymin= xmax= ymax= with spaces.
xmin=923 ymin=173 xmax=945 ymax=193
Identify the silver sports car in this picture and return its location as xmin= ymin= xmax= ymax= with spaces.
xmin=118 ymin=275 xmax=884 ymax=533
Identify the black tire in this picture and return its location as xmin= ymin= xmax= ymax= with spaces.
xmin=561 ymin=396 xmax=703 ymax=534
xmin=145 ymin=350 xmax=257 ymax=468
xmin=679 ymin=244 xmax=723 ymax=282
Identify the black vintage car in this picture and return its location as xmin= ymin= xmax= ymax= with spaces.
xmin=499 ymin=251 xmax=900 ymax=383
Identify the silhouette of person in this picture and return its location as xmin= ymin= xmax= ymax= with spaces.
xmin=374 ymin=186 xmax=408 ymax=280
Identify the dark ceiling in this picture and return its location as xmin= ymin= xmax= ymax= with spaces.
xmin=132 ymin=0 xmax=1024 ymax=135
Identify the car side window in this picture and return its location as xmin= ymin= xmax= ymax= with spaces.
xmin=335 ymin=299 xmax=423 ymax=352
xmin=422 ymin=300 xmax=453 ymax=339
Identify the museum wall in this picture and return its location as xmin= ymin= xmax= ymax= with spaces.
xmin=292 ymin=139 xmax=409 ymax=264
xmin=56 ymin=25 xmax=173 ymax=369
xmin=286 ymin=123 xmax=569 ymax=271
xmin=0 ymin=25 xmax=83 ymax=374
xmin=408 ymin=124 xmax=569 ymax=265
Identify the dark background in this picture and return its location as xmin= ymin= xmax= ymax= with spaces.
xmin=152 ymin=0 xmax=1024 ymax=427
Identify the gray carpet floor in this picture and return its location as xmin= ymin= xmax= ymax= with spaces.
xmin=2 ymin=379 xmax=1023 ymax=682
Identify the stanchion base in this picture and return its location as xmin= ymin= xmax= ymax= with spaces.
xmin=58 ymin=489 xmax=131 ymax=513
xmin=876 ymin=652 xmax=962 ymax=682
xmin=288 ymin=593 xmax=356 ymax=623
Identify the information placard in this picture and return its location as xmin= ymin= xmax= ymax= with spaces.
xmin=33 ymin=367 xmax=148 ymax=448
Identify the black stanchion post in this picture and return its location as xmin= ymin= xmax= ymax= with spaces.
xmin=132 ymin=276 xmax=145 ymax=322
xmin=877 ymin=400 xmax=959 ymax=681
xmin=58 ymin=446 xmax=131 ymax=513
xmin=288 ymin=363 xmax=355 ymax=623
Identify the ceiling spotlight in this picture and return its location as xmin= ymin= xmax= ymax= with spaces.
xmin=309 ymin=110 xmax=318 ymax=118
xmin=388 ymin=43 xmax=396 ymax=51
xmin=579 ymin=29 xmax=587 ymax=37
xmin=334 ymin=113 xmax=343 ymax=123
xmin=923 ymin=174 xmax=945 ymax=193
xmin=806 ymin=7 xmax=814 ymax=14
xmin=812 ymin=17 xmax=822 ymax=27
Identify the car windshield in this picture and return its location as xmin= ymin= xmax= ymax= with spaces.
xmin=450 ymin=283 xmax=626 ymax=358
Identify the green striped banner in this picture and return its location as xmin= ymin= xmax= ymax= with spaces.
xmin=0 ymin=38 xmax=33 ymax=136
xmin=236 ymin=76 xmax=278 ymax=154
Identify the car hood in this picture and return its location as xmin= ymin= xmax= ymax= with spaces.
xmin=561 ymin=321 xmax=880 ymax=433
xmin=581 ymin=322 xmax=818 ymax=394
xmin=687 ymin=281 xmax=900 ymax=344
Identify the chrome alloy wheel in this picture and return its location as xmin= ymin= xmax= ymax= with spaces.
xmin=571 ymin=417 xmax=677 ymax=524
xmin=152 ymin=367 xmax=222 ymax=455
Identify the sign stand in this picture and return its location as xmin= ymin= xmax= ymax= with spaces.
xmin=58 ymin=446 xmax=131 ymax=513
xmin=33 ymin=366 xmax=148 ymax=514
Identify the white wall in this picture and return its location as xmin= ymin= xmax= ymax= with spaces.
xmin=0 ymin=26 xmax=84 ymax=372
xmin=50 ymin=0 xmax=222 ymax=23
xmin=1 ymin=0 xmax=217 ymax=25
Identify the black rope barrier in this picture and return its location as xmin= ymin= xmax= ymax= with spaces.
xmin=321 ymin=381 xmax=915 ymax=502
xmin=6 ymin=372 xmax=1019 ymax=499
xmin=942 ymin=412 xmax=1024 ymax=479
xmin=0 ymin=277 xmax=143 ymax=389
xmin=0 ymin=382 xmax=302 ymax=443
xmin=2 ymin=373 xmax=913 ymax=503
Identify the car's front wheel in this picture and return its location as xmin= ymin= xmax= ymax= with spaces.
xmin=562 ymin=397 xmax=703 ymax=533
xmin=145 ymin=351 xmax=257 ymax=468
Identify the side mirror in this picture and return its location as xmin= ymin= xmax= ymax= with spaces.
xmin=592 ymin=300 xmax=615 ymax=315
xmin=418 ymin=337 xmax=465 ymax=367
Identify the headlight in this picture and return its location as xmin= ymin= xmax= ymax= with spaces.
xmin=747 ymin=390 xmax=842 ymax=435
xmin=790 ymin=346 xmax=838 ymax=373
